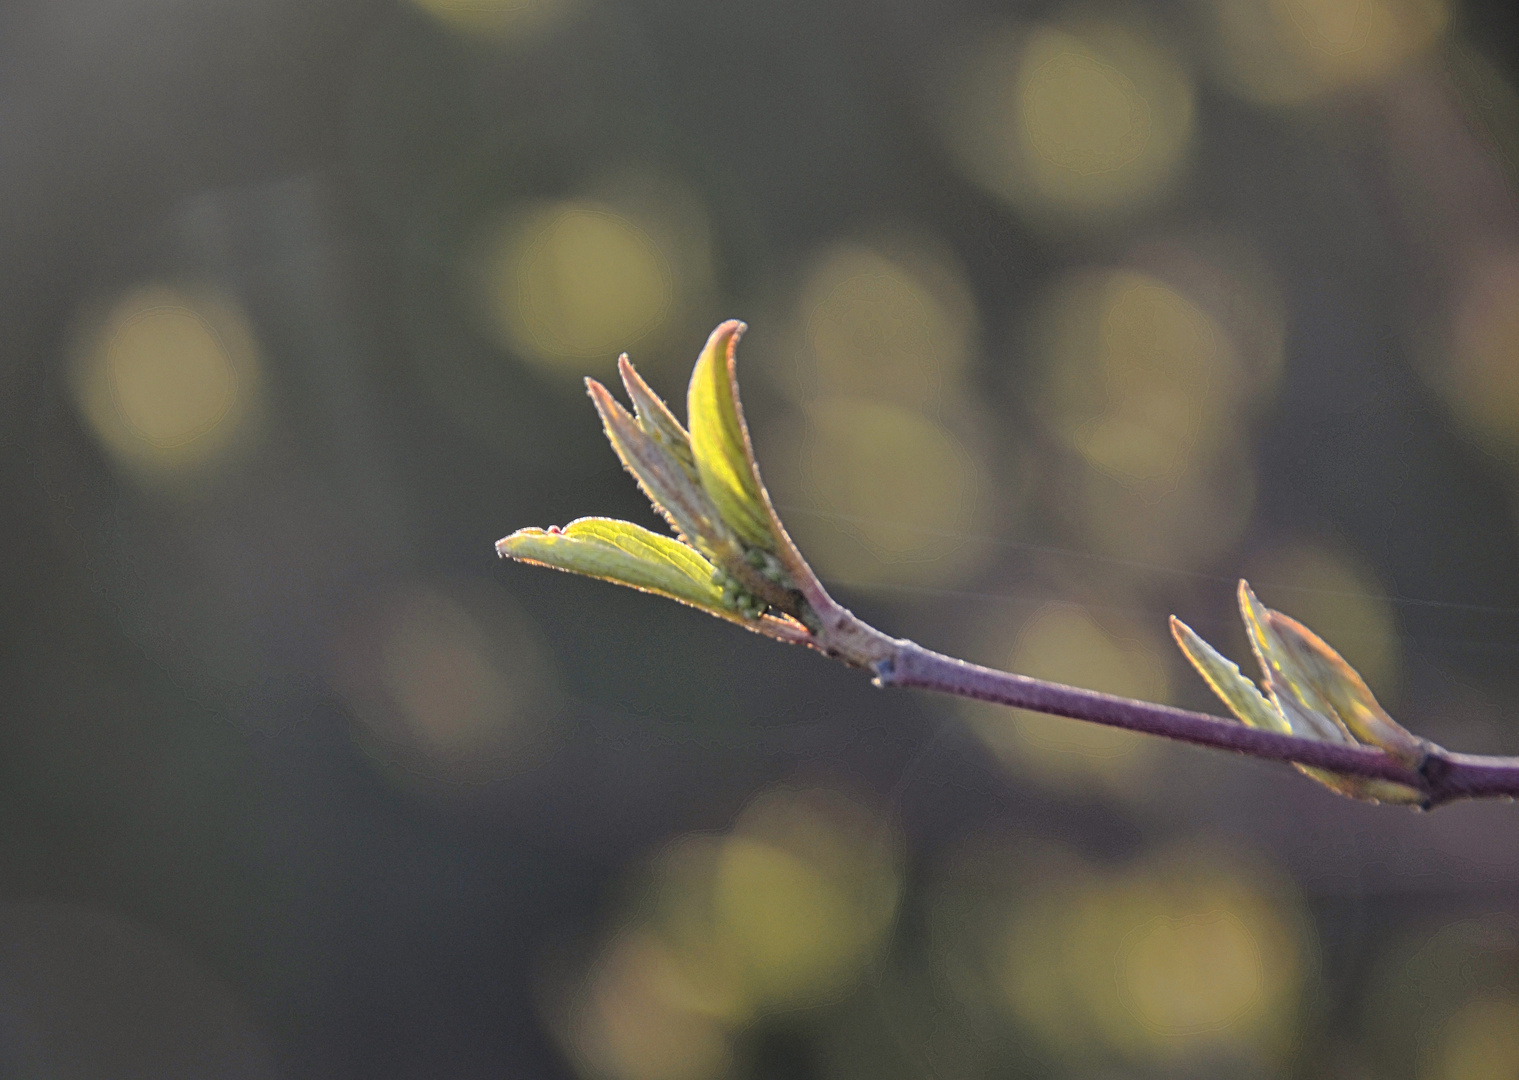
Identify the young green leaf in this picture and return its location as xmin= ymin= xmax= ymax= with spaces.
xmin=1170 ymin=616 xmax=1289 ymax=733
xmin=588 ymin=349 xmax=818 ymax=626
xmin=497 ymin=517 xmax=727 ymax=609
xmin=498 ymin=517 xmax=814 ymax=643
xmin=1237 ymin=581 xmax=1353 ymax=743
xmin=1262 ymin=608 xmax=1426 ymax=766
xmin=686 ymin=320 xmax=778 ymax=551
xmin=1171 ymin=612 xmax=1426 ymax=804
xmin=586 ymin=378 xmax=731 ymax=557
xmin=618 ymin=354 xmax=699 ymax=481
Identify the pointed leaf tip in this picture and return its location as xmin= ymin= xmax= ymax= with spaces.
xmin=1229 ymin=579 xmax=1429 ymax=802
xmin=687 ymin=320 xmax=777 ymax=551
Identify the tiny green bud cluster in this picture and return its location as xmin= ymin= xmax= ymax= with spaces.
xmin=710 ymin=566 xmax=768 ymax=620
xmin=743 ymin=547 xmax=788 ymax=585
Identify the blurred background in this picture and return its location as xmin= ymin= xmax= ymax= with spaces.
xmin=2 ymin=0 xmax=1519 ymax=1075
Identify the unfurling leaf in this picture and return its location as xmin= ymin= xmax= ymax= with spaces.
xmin=1237 ymin=582 xmax=1424 ymax=764
xmin=1236 ymin=581 xmax=1351 ymax=743
xmin=687 ymin=321 xmax=779 ymax=552
xmin=1169 ymin=616 xmax=1289 ymax=734
xmin=585 ymin=343 xmax=807 ymax=619
xmin=1171 ymin=581 xmax=1426 ymax=805
xmin=618 ymin=354 xmax=699 ymax=481
xmin=497 ymin=517 xmax=727 ymax=609
xmin=585 ymin=378 xmax=732 ymax=559
xmin=1261 ymin=606 xmax=1426 ymax=765
xmin=496 ymin=517 xmax=806 ymax=638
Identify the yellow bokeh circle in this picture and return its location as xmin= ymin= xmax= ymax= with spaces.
xmin=1441 ymin=248 xmax=1519 ymax=463
xmin=1030 ymin=259 xmax=1272 ymax=569
xmin=1206 ymin=0 xmax=1448 ymax=105
xmin=794 ymin=240 xmax=976 ymax=408
xmin=329 ymin=580 xmax=560 ymax=786
xmin=475 ymin=200 xmax=675 ymax=374
xmin=779 ymin=395 xmax=990 ymax=587
xmin=992 ymin=845 xmax=1308 ymax=1062
xmin=69 ymin=284 xmax=264 ymax=485
xmin=556 ymin=786 xmax=900 ymax=1080
xmin=1119 ymin=910 xmax=1265 ymax=1035
xmin=961 ymin=602 xmax=1166 ymax=796
xmin=943 ymin=17 xmax=1194 ymax=223
xmin=1038 ymin=269 xmax=1243 ymax=490
xmin=804 ymin=397 xmax=972 ymax=559
xmin=1428 ymin=993 xmax=1519 ymax=1080
xmin=570 ymin=926 xmax=736 ymax=1080
xmin=407 ymin=0 xmax=581 ymax=42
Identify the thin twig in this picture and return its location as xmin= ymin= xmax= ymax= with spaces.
xmin=869 ymin=638 xmax=1519 ymax=809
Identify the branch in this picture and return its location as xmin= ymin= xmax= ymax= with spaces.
xmin=496 ymin=321 xmax=1519 ymax=813
xmin=871 ymin=639 xmax=1517 ymax=809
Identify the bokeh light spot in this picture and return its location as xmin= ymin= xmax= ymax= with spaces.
xmin=408 ymin=0 xmax=580 ymax=42
xmin=795 ymin=241 xmax=976 ymax=408
xmin=967 ymin=844 xmax=1307 ymax=1063
xmin=1024 ymin=46 xmax=1151 ymax=177
xmin=802 ymin=397 xmax=973 ymax=560
xmin=961 ymin=603 xmax=1165 ymax=794
xmin=109 ymin=308 xmax=235 ymax=447
xmin=1431 ymin=994 xmax=1519 ymax=1080
xmin=330 ymin=580 xmax=560 ymax=785
xmin=717 ymin=785 xmax=901 ymax=1010
xmin=380 ymin=589 xmax=515 ymax=762
xmin=1207 ymin=0 xmax=1448 ymax=104
xmin=476 ymin=200 xmax=674 ymax=374
xmin=1032 ymin=260 xmax=1271 ymax=569
xmin=552 ymin=784 xmax=900 ymax=1079
xmin=1072 ymin=450 xmax=1257 ymax=569
xmin=770 ymin=396 xmax=995 ymax=590
xmin=1120 ymin=911 xmax=1263 ymax=1035
xmin=70 ymin=285 xmax=263 ymax=484
xmin=571 ymin=928 xmax=735 ymax=1080
xmin=1362 ymin=917 xmax=1519 ymax=1079
xmin=943 ymin=18 xmax=1194 ymax=224
xmin=1280 ymin=0 xmax=1372 ymax=56
xmin=1042 ymin=270 xmax=1237 ymax=489
xmin=714 ymin=839 xmax=857 ymax=1004
xmin=1443 ymin=248 xmax=1519 ymax=462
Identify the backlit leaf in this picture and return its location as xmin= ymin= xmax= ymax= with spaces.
xmin=1169 ymin=616 xmax=1289 ymax=733
xmin=497 ymin=517 xmax=736 ymax=617
xmin=1262 ymin=608 xmax=1426 ymax=765
xmin=618 ymin=354 xmax=699 ymax=481
xmin=586 ymin=379 xmax=730 ymax=557
xmin=1237 ymin=581 xmax=1352 ymax=743
xmin=1171 ymin=590 xmax=1428 ymax=804
xmin=687 ymin=320 xmax=778 ymax=551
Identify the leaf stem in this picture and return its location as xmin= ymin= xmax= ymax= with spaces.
xmin=870 ymin=639 xmax=1519 ymax=809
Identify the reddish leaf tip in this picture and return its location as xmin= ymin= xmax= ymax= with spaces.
xmin=707 ymin=319 xmax=748 ymax=357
